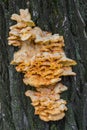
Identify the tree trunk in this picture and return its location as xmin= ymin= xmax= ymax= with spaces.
xmin=0 ymin=0 xmax=87 ymax=130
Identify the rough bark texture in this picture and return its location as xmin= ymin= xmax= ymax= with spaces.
xmin=0 ymin=0 xmax=87 ymax=130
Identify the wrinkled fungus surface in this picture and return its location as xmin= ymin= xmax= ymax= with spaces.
xmin=8 ymin=9 xmax=77 ymax=121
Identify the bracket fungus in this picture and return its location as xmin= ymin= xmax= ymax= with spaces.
xmin=8 ymin=9 xmax=77 ymax=122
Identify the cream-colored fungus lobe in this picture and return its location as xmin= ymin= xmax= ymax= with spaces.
xmin=8 ymin=9 xmax=77 ymax=121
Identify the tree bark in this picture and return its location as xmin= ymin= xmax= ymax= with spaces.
xmin=0 ymin=0 xmax=87 ymax=130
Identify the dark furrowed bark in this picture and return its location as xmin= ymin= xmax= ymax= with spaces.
xmin=0 ymin=0 xmax=87 ymax=130
xmin=0 ymin=3 xmax=15 ymax=130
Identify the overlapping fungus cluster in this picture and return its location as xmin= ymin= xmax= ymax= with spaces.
xmin=25 ymin=83 xmax=68 ymax=121
xmin=8 ymin=9 xmax=77 ymax=121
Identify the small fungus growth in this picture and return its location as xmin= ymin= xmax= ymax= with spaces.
xmin=8 ymin=9 xmax=77 ymax=121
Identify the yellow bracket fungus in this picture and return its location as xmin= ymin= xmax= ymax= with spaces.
xmin=8 ymin=9 xmax=77 ymax=122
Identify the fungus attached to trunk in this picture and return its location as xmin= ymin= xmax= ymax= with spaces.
xmin=25 ymin=83 xmax=68 ymax=121
xmin=8 ymin=9 xmax=77 ymax=121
